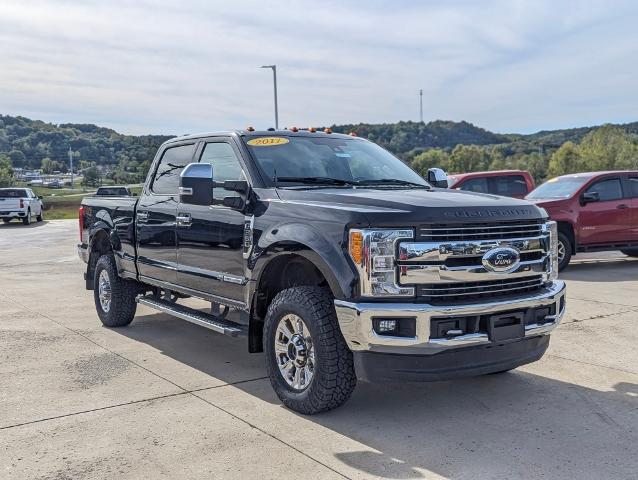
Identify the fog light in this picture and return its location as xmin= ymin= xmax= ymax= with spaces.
xmin=372 ymin=318 xmax=416 ymax=337
xmin=377 ymin=319 xmax=397 ymax=333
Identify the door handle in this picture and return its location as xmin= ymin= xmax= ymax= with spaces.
xmin=617 ymin=204 xmax=629 ymax=209
xmin=136 ymin=211 xmax=149 ymax=220
xmin=176 ymin=213 xmax=192 ymax=227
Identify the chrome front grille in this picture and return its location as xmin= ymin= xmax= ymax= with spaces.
xmin=416 ymin=275 xmax=545 ymax=304
xmin=399 ymin=221 xmax=552 ymax=303
xmin=417 ymin=220 xmax=544 ymax=242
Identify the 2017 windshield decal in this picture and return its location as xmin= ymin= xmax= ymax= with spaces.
xmin=246 ymin=137 xmax=289 ymax=146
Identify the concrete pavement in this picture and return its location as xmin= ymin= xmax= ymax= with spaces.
xmin=1 ymin=220 xmax=637 ymax=479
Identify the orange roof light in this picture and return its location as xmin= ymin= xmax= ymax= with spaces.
xmin=308 ymin=127 xmax=317 ymax=133
xmin=290 ymin=126 xmax=299 ymax=132
xmin=349 ymin=131 xmax=357 ymax=137
xmin=324 ymin=128 xmax=332 ymax=134
xmin=246 ymin=126 xmax=255 ymax=132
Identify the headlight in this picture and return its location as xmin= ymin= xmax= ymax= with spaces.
xmin=348 ymin=228 xmax=414 ymax=297
xmin=547 ymin=221 xmax=559 ymax=281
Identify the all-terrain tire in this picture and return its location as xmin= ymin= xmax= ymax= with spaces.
xmin=621 ymin=248 xmax=638 ymax=258
xmin=264 ymin=286 xmax=357 ymax=414
xmin=557 ymin=231 xmax=572 ymax=271
xmin=93 ymin=254 xmax=138 ymax=327
xmin=22 ymin=209 xmax=31 ymax=225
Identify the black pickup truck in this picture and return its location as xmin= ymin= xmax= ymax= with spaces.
xmin=79 ymin=129 xmax=566 ymax=414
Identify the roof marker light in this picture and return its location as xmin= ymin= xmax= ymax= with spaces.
xmin=349 ymin=131 xmax=357 ymax=137
xmin=308 ymin=127 xmax=317 ymax=133
xmin=246 ymin=126 xmax=255 ymax=132
xmin=290 ymin=126 xmax=299 ymax=132
xmin=324 ymin=128 xmax=332 ymax=134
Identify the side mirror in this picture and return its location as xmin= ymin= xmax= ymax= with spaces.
xmin=38 ymin=195 xmax=43 ymax=200
xmin=427 ymin=168 xmax=449 ymax=188
xmin=180 ymin=163 xmax=214 ymax=205
xmin=581 ymin=191 xmax=599 ymax=205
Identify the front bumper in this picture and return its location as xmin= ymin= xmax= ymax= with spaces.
xmin=334 ymin=280 xmax=566 ymax=356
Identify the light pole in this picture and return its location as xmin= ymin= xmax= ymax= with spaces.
xmin=260 ymin=65 xmax=279 ymax=129
xmin=419 ymin=89 xmax=423 ymax=123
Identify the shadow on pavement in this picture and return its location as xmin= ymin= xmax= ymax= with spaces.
xmin=115 ymin=310 xmax=638 ymax=479
xmin=0 ymin=220 xmax=48 ymax=228
xmin=560 ymin=256 xmax=638 ymax=282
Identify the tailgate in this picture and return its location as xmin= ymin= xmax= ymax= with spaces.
xmin=0 ymin=198 xmax=22 ymax=211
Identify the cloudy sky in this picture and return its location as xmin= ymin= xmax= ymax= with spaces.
xmin=1 ymin=0 xmax=637 ymax=135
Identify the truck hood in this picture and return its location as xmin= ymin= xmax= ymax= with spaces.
xmin=275 ymin=187 xmax=546 ymax=225
xmin=526 ymin=198 xmax=569 ymax=209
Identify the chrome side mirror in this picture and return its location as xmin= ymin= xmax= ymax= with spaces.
xmin=426 ymin=168 xmax=449 ymax=188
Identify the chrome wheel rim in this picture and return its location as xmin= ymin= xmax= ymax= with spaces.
xmin=274 ymin=314 xmax=315 ymax=390
xmin=557 ymin=240 xmax=566 ymax=264
xmin=98 ymin=270 xmax=112 ymax=313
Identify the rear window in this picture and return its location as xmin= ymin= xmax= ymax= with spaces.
xmin=492 ymin=175 xmax=528 ymax=196
xmin=629 ymin=177 xmax=638 ymax=197
xmin=97 ymin=187 xmax=129 ymax=196
xmin=458 ymin=177 xmax=489 ymax=194
xmin=0 ymin=189 xmax=27 ymax=198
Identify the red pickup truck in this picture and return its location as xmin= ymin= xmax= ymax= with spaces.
xmin=447 ymin=170 xmax=535 ymax=199
xmin=526 ymin=171 xmax=638 ymax=270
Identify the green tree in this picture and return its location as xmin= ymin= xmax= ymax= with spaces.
xmin=448 ymin=144 xmax=489 ymax=173
xmin=8 ymin=149 xmax=26 ymax=168
xmin=411 ymin=149 xmax=449 ymax=175
xmin=0 ymin=156 xmax=14 ymax=187
xmin=578 ymin=125 xmax=637 ymax=170
xmin=82 ymin=166 xmax=101 ymax=187
xmin=548 ymin=141 xmax=583 ymax=177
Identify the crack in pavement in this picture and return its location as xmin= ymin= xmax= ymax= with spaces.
xmin=561 ymin=308 xmax=637 ymax=324
xmin=0 ymin=293 xmax=351 ymax=480
xmin=568 ymin=297 xmax=638 ymax=310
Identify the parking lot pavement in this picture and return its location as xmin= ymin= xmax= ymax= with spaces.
xmin=1 ymin=220 xmax=637 ymax=479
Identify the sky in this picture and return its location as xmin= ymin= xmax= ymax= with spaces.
xmin=1 ymin=0 xmax=637 ymax=136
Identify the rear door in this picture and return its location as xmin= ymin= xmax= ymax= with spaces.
xmin=136 ymin=142 xmax=197 ymax=283
xmin=577 ymin=176 xmax=633 ymax=245
xmin=489 ymin=175 xmax=529 ymax=198
xmin=626 ymin=175 xmax=638 ymax=241
xmin=176 ymin=138 xmax=247 ymax=303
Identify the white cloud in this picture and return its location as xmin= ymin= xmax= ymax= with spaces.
xmin=1 ymin=0 xmax=636 ymax=134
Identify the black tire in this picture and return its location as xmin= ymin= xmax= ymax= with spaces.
xmin=22 ymin=209 xmax=31 ymax=225
xmin=36 ymin=209 xmax=43 ymax=222
xmin=264 ymin=286 xmax=357 ymax=415
xmin=93 ymin=254 xmax=138 ymax=327
xmin=557 ymin=231 xmax=572 ymax=271
xmin=2 ymin=219 xmax=10 ymax=224
xmin=621 ymin=248 xmax=638 ymax=258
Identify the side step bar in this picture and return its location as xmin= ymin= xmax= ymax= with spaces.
xmin=136 ymin=296 xmax=247 ymax=337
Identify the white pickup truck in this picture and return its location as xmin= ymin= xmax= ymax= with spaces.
xmin=0 ymin=188 xmax=44 ymax=225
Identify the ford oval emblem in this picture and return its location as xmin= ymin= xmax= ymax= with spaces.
xmin=482 ymin=247 xmax=520 ymax=273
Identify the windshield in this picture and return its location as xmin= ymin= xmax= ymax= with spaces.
xmin=244 ymin=135 xmax=428 ymax=188
xmin=0 ymin=189 xmax=27 ymax=198
xmin=526 ymin=176 xmax=589 ymax=200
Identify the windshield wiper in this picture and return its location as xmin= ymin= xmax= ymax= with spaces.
xmin=354 ymin=179 xmax=430 ymax=189
xmin=276 ymin=176 xmax=357 ymax=186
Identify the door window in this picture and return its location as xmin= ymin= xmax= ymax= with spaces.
xmin=151 ymin=144 xmax=196 ymax=194
xmin=584 ymin=178 xmax=623 ymax=202
xmin=628 ymin=177 xmax=638 ymax=198
xmin=491 ymin=175 xmax=528 ymax=196
xmin=200 ymin=142 xmax=245 ymax=200
xmin=459 ymin=177 xmax=489 ymax=194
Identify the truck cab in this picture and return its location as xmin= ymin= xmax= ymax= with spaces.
xmin=79 ymin=130 xmax=566 ymax=414
xmin=447 ymin=170 xmax=535 ymax=199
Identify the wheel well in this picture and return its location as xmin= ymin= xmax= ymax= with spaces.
xmin=86 ymin=230 xmax=112 ymax=289
xmin=557 ymin=222 xmax=575 ymax=254
xmin=249 ymin=254 xmax=330 ymax=353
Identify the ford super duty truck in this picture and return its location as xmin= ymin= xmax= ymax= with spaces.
xmin=78 ymin=129 xmax=566 ymax=414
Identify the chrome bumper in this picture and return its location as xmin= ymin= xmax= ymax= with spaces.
xmin=335 ymin=280 xmax=566 ymax=355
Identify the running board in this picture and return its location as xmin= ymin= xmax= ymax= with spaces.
xmin=136 ymin=296 xmax=246 ymax=337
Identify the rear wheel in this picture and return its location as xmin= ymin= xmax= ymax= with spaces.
xmin=2 ymin=219 xmax=10 ymax=224
xmin=22 ymin=209 xmax=31 ymax=225
xmin=621 ymin=248 xmax=638 ymax=258
xmin=264 ymin=286 xmax=356 ymax=414
xmin=93 ymin=254 xmax=138 ymax=327
xmin=557 ymin=231 xmax=572 ymax=271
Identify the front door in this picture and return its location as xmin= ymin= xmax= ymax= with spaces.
xmin=177 ymin=139 xmax=247 ymax=303
xmin=578 ymin=177 xmax=633 ymax=245
xmin=136 ymin=142 xmax=197 ymax=283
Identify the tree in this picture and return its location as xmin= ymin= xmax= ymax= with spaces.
xmin=578 ymin=125 xmax=637 ymax=170
xmin=82 ymin=166 xmax=101 ymax=187
xmin=448 ymin=145 xmax=489 ymax=173
xmin=548 ymin=141 xmax=583 ymax=177
xmin=411 ymin=149 xmax=449 ymax=175
xmin=8 ymin=149 xmax=26 ymax=168
xmin=0 ymin=156 xmax=14 ymax=187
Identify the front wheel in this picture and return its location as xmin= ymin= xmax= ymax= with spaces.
xmin=37 ymin=208 xmax=43 ymax=222
xmin=557 ymin=231 xmax=572 ymax=271
xmin=93 ymin=254 xmax=138 ymax=327
xmin=264 ymin=286 xmax=357 ymax=415
xmin=2 ymin=219 xmax=10 ymax=224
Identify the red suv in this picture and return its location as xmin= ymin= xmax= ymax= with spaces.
xmin=447 ymin=170 xmax=535 ymax=199
xmin=526 ymin=171 xmax=638 ymax=270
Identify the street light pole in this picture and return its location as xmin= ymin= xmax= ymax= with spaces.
xmin=419 ymin=89 xmax=423 ymax=123
xmin=260 ymin=65 xmax=279 ymax=129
